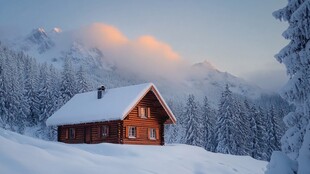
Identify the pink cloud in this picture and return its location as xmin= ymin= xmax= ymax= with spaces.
xmin=76 ymin=23 xmax=187 ymax=81
xmin=135 ymin=35 xmax=180 ymax=61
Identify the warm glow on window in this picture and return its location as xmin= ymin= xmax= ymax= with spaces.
xmin=140 ymin=107 xmax=147 ymax=118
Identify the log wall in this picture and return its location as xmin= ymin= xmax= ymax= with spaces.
xmin=122 ymin=91 xmax=169 ymax=145
xmin=58 ymin=120 xmax=121 ymax=144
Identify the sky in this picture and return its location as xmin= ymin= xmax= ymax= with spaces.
xmin=0 ymin=0 xmax=289 ymax=91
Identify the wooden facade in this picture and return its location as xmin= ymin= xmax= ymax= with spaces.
xmin=58 ymin=90 xmax=170 ymax=145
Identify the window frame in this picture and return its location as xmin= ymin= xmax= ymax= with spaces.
xmin=128 ymin=126 xmax=137 ymax=138
xmin=101 ymin=125 xmax=109 ymax=138
xmin=149 ymin=128 xmax=156 ymax=140
xmin=69 ymin=128 xmax=75 ymax=139
xmin=140 ymin=107 xmax=147 ymax=118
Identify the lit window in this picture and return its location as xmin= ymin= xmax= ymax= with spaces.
xmin=150 ymin=128 xmax=156 ymax=140
xmin=69 ymin=128 xmax=75 ymax=139
xmin=102 ymin=125 xmax=109 ymax=137
xmin=140 ymin=107 xmax=147 ymax=118
xmin=128 ymin=126 xmax=136 ymax=138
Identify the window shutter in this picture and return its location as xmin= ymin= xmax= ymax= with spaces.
xmin=156 ymin=128 xmax=159 ymax=140
xmin=138 ymin=106 xmax=141 ymax=117
xmin=107 ymin=126 xmax=110 ymax=137
xmin=147 ymin=128 xmax=150 ymax=140
xmin=136 ymin=127 xmax=139 ymax=138
xmin=73 ymin=128 xmax=76 ymax=139
xmin=125 ymin=126 xmax=129 ymax=138
xmin=147 ymin=107 xmax=151 ymax=118
xmin=65 ymin=128 xmax=69 ymax=139
xmin=98 ymin=126 xmax=101 ymax=139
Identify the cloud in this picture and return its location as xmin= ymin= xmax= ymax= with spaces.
xmin=0 ymin=26 xmax=24 ymax=43
xmin=75 ymin=23 xmax=187 ymax=82
xmin=135 ymin=35 xmax=180 ymax=60
xmin=76 ymin=23 xmax=128 ymax=48
xmin=243 ymin=67 xmax=288 ymax=92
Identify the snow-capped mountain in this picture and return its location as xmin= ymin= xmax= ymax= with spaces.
xmin=5 ymin=27 xmax=265 ymax=105
xmin=22 ymin=28 xmax=55 ymax=53
xmin=187 ymin=60 xmax=263 ymax=105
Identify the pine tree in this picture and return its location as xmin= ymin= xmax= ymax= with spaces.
xmin=266 ymin=106 xmax=282 ymax=160
xmin=76 ymin=65 xmax=90 ymax=93
xmin=37 ymin=63 xmax=54 ymax=123
xmin=0 ymin=52 xmax=8 ymax=127
xmin=270 ymin=1 xmax=310 ymax=173
xmin=215 ymin=85 xmax=242 ymax=155
xmin=201 ymin=96 xmax=215 ymax=151
xmin=166 ymin=101 xmax=185 ymax=144
xmin=49 ymin=64 xmax=61 ymax=112
xmin=15 ymin=53 xmax=30 ymax=132
xmin=0 ymin=44 xmax=63 ymax=139
xmin=60 ymin=57 xmax=77 ymax=105
xmin=234 ymin=98 xmax=249 ymax=155
xmin=251 ymin=105 xmax=264 ymax=159
xmin=257 ymin=107 xmax=270 ymax=161
xmin=244 ymin=100 xmax=259 ymax=158
xmin=24 ymin=57 xmax=40 ymax=126
xmin=183 ymin=94 xmax=204 ymax=147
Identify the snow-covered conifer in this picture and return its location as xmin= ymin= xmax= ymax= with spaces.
xmin=268 ymin=1 xmax=310 ymax=172
xmin=60 ymin=57 xmax=77 ymax=105
xmin=215 ymin=85 xmax=241 ymax=155
xmin=76 ymin=65 xmax=90 ymax=93
xmin=266 ymin=106 xmax=281 ymax=160
xmin=201 ymin=96 xmax=215 ymax=151
xmin=184 ymin=94 xmax=204 ymax=147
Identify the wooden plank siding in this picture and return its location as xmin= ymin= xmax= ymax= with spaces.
xmin=58 ymin=120 xmax=121 ymax=144
xmin=122 ymin=91 xmax=169 ymax=145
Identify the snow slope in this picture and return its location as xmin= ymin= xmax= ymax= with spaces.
xmin=0 ymin=128 xmax=267 ymax=174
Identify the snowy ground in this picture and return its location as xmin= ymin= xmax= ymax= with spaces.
xmin=0 ymin=129 xmax=267 ymax=174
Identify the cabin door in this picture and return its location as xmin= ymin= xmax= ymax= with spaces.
xmin=84 ymin=126 xmax=91 ymax=144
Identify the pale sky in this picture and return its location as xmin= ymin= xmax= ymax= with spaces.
xmin=0 ymin=0 xmax=289 ymax=91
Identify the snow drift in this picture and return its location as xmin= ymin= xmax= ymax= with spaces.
xmin=0 ymin=128 xmax=267 ymax=174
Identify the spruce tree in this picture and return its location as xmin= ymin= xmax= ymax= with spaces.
xmin=183 ymin=94 xmax=204 ymax=147
xmin=244 ymin=100 xmax=259 ymax=158
xmin=0 ymin=52 xmax=8 ymax=127
xmin=257 ymin=107 xmax=270 ymax=161
xmin=215 ymin=85 xmax=241 ymax=155
xmin=234 ymin=99 xmax=249 ymax=155
xmin=60 ymin=57 xmax=77 ymax=105
xmin=49 ymin=64 xmax=61 ymax=111
xmin=167 ymin=101 xmax=185 ymax=144
xmin=76 ymin=65 xmax=90 ymax=93
xmin=24 ymin=57 xmax=40 ymax=126
xmin=201 ymin=96 xmax=215 ymax=151
xmin=269 ymin=1 xmax=310 ymax=173
xmin=266 ymin=106 xmax=282 ymax=160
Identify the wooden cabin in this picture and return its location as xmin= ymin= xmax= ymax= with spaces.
xmin=46 ymin=83 xmax=176 ymax=145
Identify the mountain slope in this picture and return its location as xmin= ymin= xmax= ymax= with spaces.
xmin=4 ymin=27 xmax=265 ymax=105
xmin=0 ymin=128 xmax=267 ymax=174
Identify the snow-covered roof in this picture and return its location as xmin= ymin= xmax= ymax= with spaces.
xmin=46 ymin=83 xmax=176 ymax=126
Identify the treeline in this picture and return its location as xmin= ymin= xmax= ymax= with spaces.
xmin=166 ymin=85 xmax=291 ymax=161
xmin=0 ymin=44 xmax=93 ymax=139
xmin=0 ymin=44 xmax=291 ymax=161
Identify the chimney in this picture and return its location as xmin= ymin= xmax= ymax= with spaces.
xmin=97 ymin=85 xmax=105 ymax=99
